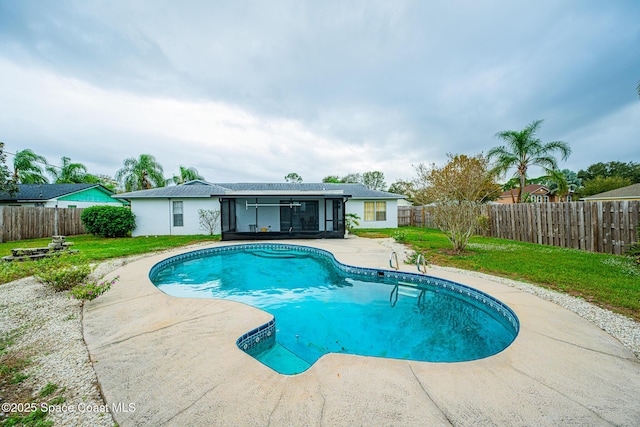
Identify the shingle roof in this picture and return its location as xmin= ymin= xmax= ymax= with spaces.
xmin=114 ymin=182 xmax=229 ymax=199
xmin=114 ymin=181 xmax=405 ymax=199
xmin=581 ymin=183 xmax=640 ymax=200
xmin=217 ymin=183 xmax=403 ymax=199
xmin=0 ymin=184 xmax=106 ymax=202
xmin=498 ymin=184 xmax=550 ymax=198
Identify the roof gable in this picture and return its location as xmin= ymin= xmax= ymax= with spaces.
xmin=58 ymin=186 xmax=121 ymax=203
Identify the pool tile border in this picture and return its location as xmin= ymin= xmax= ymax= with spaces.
xmin=236 ymin=318 xmax=276 ymax=356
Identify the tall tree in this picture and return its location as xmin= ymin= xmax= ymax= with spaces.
xmin=116 ymin=154 xmax=165 ymax=192
xmin=342 ymin=173 xmax=361 ymax=184
xmin=578 ymin=161 xmax=640 ymax=184
xmin=12 ymin=149 xmax=49 ymax=184
xmin=579 ymin=176 xmax=632 ymax=198
xmin=47 ymin=156 xmax=92 ymax=183
xmin=284 ymin=172 xmax=303 ymax=183
xmin=388 ymin=179 xmax=415 ymax=202
xmin=414 ymin=154 xmax=500 ymax=253
xmin=0 ymin=142 xmax=18 ymax=196
xmin=169 ymin=166 xmax=204 ymax=185
xmin=544 ymin=169 xmax=582 ymax=201
xmin=489 ymin=119 xmax=571 ymax=203
xmin=362 ymin=171 xmax=386 ymax=191
xmin=322 ymin=175 xmax=343 ymax=183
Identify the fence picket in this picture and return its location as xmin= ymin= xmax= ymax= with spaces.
xmin=398 ymin=201 xmax=639 ymax=255
xmin=1 ymin=207 xmax=86 ymax=242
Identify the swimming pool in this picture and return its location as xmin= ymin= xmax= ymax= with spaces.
xmin=149 ymin=243 xmax=519 ymax=374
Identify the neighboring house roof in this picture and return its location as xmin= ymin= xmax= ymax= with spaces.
xmin=114 ymin=181 xmax=405 ymax=200
xmin=0 ymin=184 xmax=117 ymax=203
xmin=580 ymin=183 xmax=640 ymax=201
xmin=498 ymin=184 xmax=551 ymax=199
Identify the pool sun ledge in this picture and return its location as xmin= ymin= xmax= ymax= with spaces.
xmin=82 ymin=238 xmax=640 ymax=427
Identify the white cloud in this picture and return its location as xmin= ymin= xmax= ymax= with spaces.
xmin=1 ymin=58 xmax=416 ymax=183
xmin=1 ymin=0 xmax=638 ymax=188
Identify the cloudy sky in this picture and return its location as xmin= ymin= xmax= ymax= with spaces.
xmin=1 ymin=1 xmax=639 ymax=187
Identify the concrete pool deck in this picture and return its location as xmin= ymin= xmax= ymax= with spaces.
xmin=83 ymin=237 xmax=640 ymax=426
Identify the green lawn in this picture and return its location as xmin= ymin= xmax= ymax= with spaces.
xmin=1 ymin=230 xmax=638 ymax=321
xmin=355 ymin=227 xmax=640 ymax=321
xmin=0 ymin=234 xmax=220 ymax=285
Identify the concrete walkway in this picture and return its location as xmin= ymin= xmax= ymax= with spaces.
xmin=83 ymin=237 xmax=640 ymax=426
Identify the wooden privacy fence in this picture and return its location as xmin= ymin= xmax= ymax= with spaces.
xmin=0 ymin=206 xmax=86 ymax=243
xmin=398 ymin=201 xmax=640 ymax=255
xmin=398 ymin=206 xmax=438 ymax=229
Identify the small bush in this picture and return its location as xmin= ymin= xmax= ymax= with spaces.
xmin=198 ymin=209 xmax=221 ymax=235
xmin=81 ymin=205 xmax=136 ymax=237
xmin=392 ymin=230 xmax=408 ymax=243
xmin=35 ymin=256 xmax=93 ymax=292
xmin=69 ymin=276 xmax=119 ymax=302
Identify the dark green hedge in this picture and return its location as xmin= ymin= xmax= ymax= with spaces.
xmin=81 ymin=205 xmax=136 ymax=237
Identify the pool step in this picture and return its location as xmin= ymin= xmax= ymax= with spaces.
xmin=391 ymin=282 xmax=427 ymax=308
xmin=249 ymin=250 xmax=306 ymax=259
xmin=397 ymin=281 xmax=421 ymax=297
xmin=256 ymin=342 xmax=311 ymax=375
xmin=398 ymin=288 xmax=421 ymax=298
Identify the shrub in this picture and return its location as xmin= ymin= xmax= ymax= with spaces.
xmin=392 ymin=230 xmax=408 ymax=243
xmin=69 ymin=276 xmax=119 ymax=302
xmin=35 ymin=256 xmax=93 ymax=292
xmin=345 ymin=213 xmax=360 ymax=231
xmin=198 ymin=209 xmax=221 ymax=235
xmin=81 ymin=205 xmax=136 ymax=237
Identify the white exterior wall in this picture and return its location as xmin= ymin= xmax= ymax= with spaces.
xmin=346 ymin=199 xmax=399 ymax=229
xmin=130 ymin=198 xmax=220 ymax=237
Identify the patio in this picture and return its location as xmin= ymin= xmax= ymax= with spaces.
xmin=83 ymin=237 xmax=640 ymax=426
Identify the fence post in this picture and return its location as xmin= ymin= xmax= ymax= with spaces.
xmin=54 ymin=205 xmax=59 ymax=236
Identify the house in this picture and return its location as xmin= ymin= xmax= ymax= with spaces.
xmin=496 ymin=184 xmax=561 ymax=204
xmin=113 ymin=181 xmax=406 ymax=240
xmin=580 ymin=183 xmax=640 ymax=202
xmin=0 ymin=184 xmax=126 ymax=208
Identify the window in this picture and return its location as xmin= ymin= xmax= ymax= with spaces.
xmin=173 ymin=201 xmax=184 ymax=227
xmin=364 ymin=201 xmax=386 ymax=222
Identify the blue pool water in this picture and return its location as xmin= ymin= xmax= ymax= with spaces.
xmin=149 ymin=244 xmax=519 ymax=374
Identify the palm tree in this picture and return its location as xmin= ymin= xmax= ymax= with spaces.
xmin=13 ymin=149 xmax=49 ymax=184
xmin=489 ymin=119 xmax=571 ymax=203
xmin=168 ymin=165 xmax=204 ymax=185
xmin=546 ymin=169 xmax=582 ymax=202
xmin=47 ymin=156 xmax=90 ymax=183
xmin=116 ymin=154 xmax=165 ymax=192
